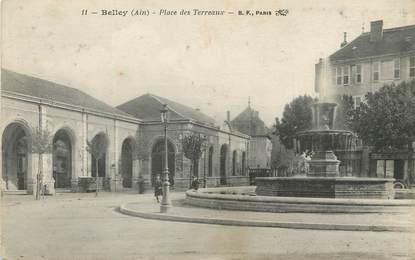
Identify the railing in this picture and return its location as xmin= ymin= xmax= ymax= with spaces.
xmin=249 ymin=168 xmax=272 ymax=185
xmin=78 ymin=177 xmax=111 ymax=192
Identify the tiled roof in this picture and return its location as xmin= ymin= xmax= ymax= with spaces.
xmin=230 ymin=106 xmax=270 ymax=136
xmin=2 ymin=69 xmax=133 ymax=118
xmin=330 ymin=25 xmax=415 ymax=62
xmin=117 ymin=93 xmax=217 ymax=126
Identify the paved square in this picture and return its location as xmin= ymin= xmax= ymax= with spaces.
xmin=1 ymin=192 xmax=414 ymax=260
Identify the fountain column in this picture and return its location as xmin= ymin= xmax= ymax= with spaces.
xmin=307 ymin=103 xmax=340 ymax=177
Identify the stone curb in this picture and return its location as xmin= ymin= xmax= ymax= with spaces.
xmin=187 ymin=189 xmax=415 ymax=206
xmin=119 ymin=203 xmax=413 ymax=233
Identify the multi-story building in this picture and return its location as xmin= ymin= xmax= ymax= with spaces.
xmin=315 ymin=20 xmax=415 ymax=184
xmin=316 ymin=20 xmax=415 ymax=107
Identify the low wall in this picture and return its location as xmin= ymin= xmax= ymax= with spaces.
xmin=185 ymin=187 xmax=414 ymax=213
xmin=171 ymin=176 xmax=250 ymax=190
xmin=255 ymin=177 xmax=395 ymax=199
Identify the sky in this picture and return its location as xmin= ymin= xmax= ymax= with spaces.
xmin=2 ymin=0 xmax=415 ymax=126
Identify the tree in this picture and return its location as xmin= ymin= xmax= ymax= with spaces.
xmin=181 ymin=133 xmax=206 ymax=187
xmin=87 ymin=135 xmax=108 ymax=196
xmin=275 ymin=95 xmax=315 ymax=149
xmin=353 ymin=80 xmax=415 ymax=183
xmin=30 ymin=126 xmax=52 ymax=200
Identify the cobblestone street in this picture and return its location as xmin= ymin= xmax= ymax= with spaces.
xmin=1 ymin=192 xmax=414 ymax=260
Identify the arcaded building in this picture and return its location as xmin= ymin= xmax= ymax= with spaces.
xmin=117 ymin=94 xmax=250 ymax=189
xmin=1 ymin=69 xmax=250 ymax=194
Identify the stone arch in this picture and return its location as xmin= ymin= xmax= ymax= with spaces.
xmin=147 ymin=135 xmax=178 ymax=156
xmin=52 ymin=127 xmax=75 ymax=189
xmin=2 ymin=121 xmax=33 ymax=191
xmin=120 ymin=136 xmax=136 ymax=188
xmin=89 ymin=132 xmax=109 ymax=178
xmin=208 ymin=146 xmax=214 ymax=177
xmin=242 ymin=151 xmax=247 ymax=176
xmin=220 ymin=144 xmax=228 ymax=185
xmin=51 ymin=126 xmax=77 ymax=147
xmin=232 ymin=150 xmax=237 ymax=176
xmin=0 ymin=118 xmax=33 ymax=140
xmin=150 ymin=137 xmax=176 ymax=187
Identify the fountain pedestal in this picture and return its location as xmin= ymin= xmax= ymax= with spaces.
xmin=308 ymin=151 xmax=340 ymax=177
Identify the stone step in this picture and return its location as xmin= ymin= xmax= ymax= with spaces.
xmin=2 ymin=190 xmax=28 ymax=195
xmin=55 ymin=188 xmax=73 ymax=193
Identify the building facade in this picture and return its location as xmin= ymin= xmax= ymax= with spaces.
xmin=315 ymin=20 xmax=415 ymax=184
xmin=230 ymin=105 xmax=272 ymax=169
xmin=316 ymin=20 xmax=415 ymax=107
xmin=117 ymin=94 xmax=250 ymax=189
xmin=1 ymin=69 xmax=250 ymax=194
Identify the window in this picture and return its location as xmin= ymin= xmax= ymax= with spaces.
xmin=336 ymin=67 xmax=342 ymax=85
xmin=351 ymin=64 xmax=362 ymax=84
xmin=373 ymin=62 xmax=380 ymax=81
xmin=343 ymin=66 xmax=349 ymax=85
xmin=394 ymin=58 xmax=400 ymax=79
xmin=380 ymin=60 xmax=394 ymax=80
xmin=410 ymin=56 xmax=415 ymax=78
xmin=356 ymin=64 xmax=362 ymax=83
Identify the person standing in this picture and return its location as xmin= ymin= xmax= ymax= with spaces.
xmin=154 ymin=175 xmax=163 ymax=203
xmin=137 ymin=176 xmax=145 ymax=194
xmin=191 ymin=176 xmax=200 ymax=191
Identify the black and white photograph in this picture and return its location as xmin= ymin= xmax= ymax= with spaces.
xmin=1 ymin=0 xmax=415 ymax=259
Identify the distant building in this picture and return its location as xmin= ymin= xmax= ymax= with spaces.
xmin=230 ymin=104 xmax=272 ymax=169
xmin=315 ymin=20 xmax=415 ymax=184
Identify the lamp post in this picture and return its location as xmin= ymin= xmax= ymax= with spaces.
xmin=202 ymin=137 xmax=208 ymax=188
xmin=160 ymin=104 xmax=172 ymax=213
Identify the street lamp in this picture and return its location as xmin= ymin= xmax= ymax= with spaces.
xmin=160 ymin=104 xmax=172 ymax=213
xmin=201 ymin=136 xmax=209 ymax=188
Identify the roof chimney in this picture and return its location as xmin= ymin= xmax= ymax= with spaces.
xmin=340 ymin=32 xmax=347 ymax=47
xmin=227 ymin=110 xmax=230 ymax=122
xmin=370 ymin=20 xmax=383 ymax=42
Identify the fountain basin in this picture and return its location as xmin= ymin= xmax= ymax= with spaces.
xmin=185 ymin=187 xmax=413 ymax=214
xmin=255 ymin=177 xmax=395 ymax=199
xmin=296 ymin=129 xmax=356 ymax=153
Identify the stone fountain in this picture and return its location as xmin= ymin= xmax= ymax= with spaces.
xmin=256 ymin=102 xmax=395 ymax=199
